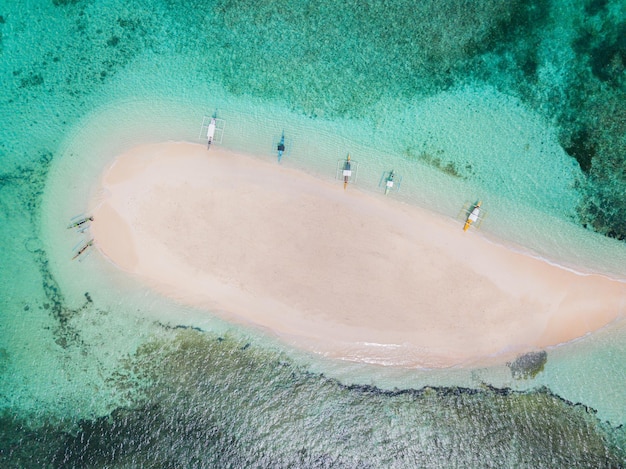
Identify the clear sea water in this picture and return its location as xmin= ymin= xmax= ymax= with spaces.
xmin=1 ymin=0 xmax=625 ymax=467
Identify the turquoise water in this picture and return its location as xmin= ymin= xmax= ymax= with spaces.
xmin=1 ymin=0 xmax=626 ymax=466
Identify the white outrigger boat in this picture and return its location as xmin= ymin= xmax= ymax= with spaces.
xmin=199 ymin=112 xmax=225 ymax=149
xmin=381 ymin=169 xmax=402 ymax=195
xmin=207 ymin=117 xmax=217 ymax=148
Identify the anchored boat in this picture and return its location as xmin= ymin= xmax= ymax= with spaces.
xmin=277 ymin=132 xmax=286 ymax=162
xmin=207 ymin=117 xmax=217 ymax=148
xmin=343 ymin=155 xmax=352 ymax=189
xmin=72 ymin=239 xmax=93 ymax=260
xmin=382 ymin=169 xmax=402 ymax=195
xmin=385 ymin=170 xmax=395 ymax=195
xmin=463 ymin=201 xmax=482 ymax=231
xmin=199 ymin=112 xmax=225 ymax=149
xmin=67 ymin=215 xmax=93 ymax=231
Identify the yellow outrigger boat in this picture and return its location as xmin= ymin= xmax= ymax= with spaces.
xmin=463 ymin=201 xmax=482 ymax=231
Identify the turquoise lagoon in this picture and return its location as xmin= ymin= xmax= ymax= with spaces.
xmin=1 ymin=0 xmax=625 ymax=466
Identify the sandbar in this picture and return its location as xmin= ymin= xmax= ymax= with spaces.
xmin=90 ymin=142 xmax=625 ymax=367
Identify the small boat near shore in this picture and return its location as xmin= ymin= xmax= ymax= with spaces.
xmin=343 ymin=155 xmax=352 ymax=190
xmin=336 ymin=154 xmax=359 ymax=190
xmin=207 ymin=117 xmax=217 ymax=148
xmin=381 ymin=169 xmax=402 ymax=195
xmin=72 ymin=239 xmax=93 ymax=260
xmin=463 ymin=201 xmax=483 ymax=231
xmin=277 ymin=132 xmax=286 ymax=162
xmin=199 ymin=112 xmax=225 ymax=149
xmin=67 ymin=215 xmax=93 ymax=231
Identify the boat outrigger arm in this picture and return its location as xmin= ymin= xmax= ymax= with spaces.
xmin=463 ymin=201 xmax=482 ymax=231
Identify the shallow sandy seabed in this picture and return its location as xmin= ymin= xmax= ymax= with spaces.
xmin=90 ymin=142 xmax=626 ymax=368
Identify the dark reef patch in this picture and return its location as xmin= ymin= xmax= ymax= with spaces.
xmin=564 ymin=129 xmax=595 ymax=173
xmin=403 ymin=147 xmax=475 ymax=179
xmin=10 ymin=6 xmax=155 ymax=104
xmin=1 ymin=330 xmax=623 ymax=467
xmin=189 ymin=0 xmax=546 ymax=119
xmin=30 ymin=245 xmax=96 ymax=349
xmin=587 ymin=24 xmax=626 ymax=86
xmin=568 ymin=98 xmax=626 ymax=239
xmin=552 ymin=8 xmax=626 ymax=240
xmin=0 ymin=348 xmax=9 ymax=375
xmin=0 ymin=151 xmax=89 ymax=349
xmin=18 ymin=73 xmax=44 ymax=89
xmin=0 ymin=411 xmax=64 ymax=468
xmin=585 ymin=0 xmax=609 ymax=16
xmin=106 ymin=35 xmax=120 ymax=47
xmin=52 ymin=0 xmax=82 ymax=6
xmin=507 ymin=350 xmax=548 ymax=379
xmin=464 ymin=0 xmax=550 ymax=91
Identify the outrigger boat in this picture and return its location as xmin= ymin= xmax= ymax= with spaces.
xmin=199 ymin=112 xmax=225 ymax=148
xmin=277 ymin=131 xmax=286 ymax=162
xmin=207 ymin=116 xmax=217 ymax=149
xmin=67 ymin=215 xmax=93 ymax=231
xmin=463 ymin=201 xmax=482 ymax=231
xmin=72 ymin=239 xmax=93 ymax=260
xmin=343 ymin=155 xmax=352 ymax=190
xmin=385 ymin=171 xmax=395 ymax=195
xmin=336 ymin=154 xmax=359 ymax=189
xmin=377 ymin=169 xmax=402 ymax=195
xmin=384 ymin=170 xmax=403 ymax=195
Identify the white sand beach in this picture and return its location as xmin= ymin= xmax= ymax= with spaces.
xmin=90 ymin=142 xmax=626 ymax=367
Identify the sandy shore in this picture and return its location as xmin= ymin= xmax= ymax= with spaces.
xmin=90 ymin=142 xmax=625 ymax=367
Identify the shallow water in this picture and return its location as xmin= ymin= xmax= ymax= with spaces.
xmin=1 ymin=0 xmax=625 ymax=466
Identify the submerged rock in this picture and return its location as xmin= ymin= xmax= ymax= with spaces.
xmin=508 ymin=350 xmax=548 ymax=379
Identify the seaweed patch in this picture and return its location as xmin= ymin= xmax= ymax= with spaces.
xmin=18 ymin=73 xmax=44 ymax=89
xmin=507 ymin=350 xmax=548 ymax=379
xmin=0 ymin=151 xmax=87 ymax=349
xmin=47 ymin=331 xmax=626 ymax=467
xmin=1 ymin=330 xmax=624 ymax=466
xmin=403 ymin=147 xmax=475 ymax=179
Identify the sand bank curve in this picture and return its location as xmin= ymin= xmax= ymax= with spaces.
xmin=90 ymin=142 xmax=625 ymax=367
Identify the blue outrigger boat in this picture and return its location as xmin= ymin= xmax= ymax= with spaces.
xmin=277 ymin=131 xmax=286 ymax=162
